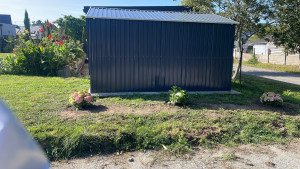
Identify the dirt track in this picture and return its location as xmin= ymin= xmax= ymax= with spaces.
xmin=51 ymin=139 xmax=300 ymax=169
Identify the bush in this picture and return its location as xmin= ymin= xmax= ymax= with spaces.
xmin=260 ymin=92 xmax=283 ymax=106
xmin=247 ymin=54 xmax=258 ymax=65
xmin=69 ymin=91 xmax=95 ymax=110
xmin=0 ymin=37 xmax=85 ymax=76
xmin=168 ymin=86 xmax=189 ymax=106
xmin=3 ymin=36 xmax=15 ymax=53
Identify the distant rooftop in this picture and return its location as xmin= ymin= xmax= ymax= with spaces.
xmin=86 ymin=8 xmax=239 ymax=25
xmin=0 ymin=14 xmax=12 ymax=24
xmin=252 ymin=35 xmax=274 ymax=44
xmin=83 ymin=6 xmax=191 ymax=14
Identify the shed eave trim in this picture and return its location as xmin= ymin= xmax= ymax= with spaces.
xmin=85 ymin=16 xmax=239 ymax=25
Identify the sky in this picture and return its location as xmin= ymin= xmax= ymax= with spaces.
xmin=0 ymin=0 xmax=181 ymax=26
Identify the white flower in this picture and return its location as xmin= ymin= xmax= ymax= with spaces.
xmin=176 ymin=92 xmax=183 ymax=97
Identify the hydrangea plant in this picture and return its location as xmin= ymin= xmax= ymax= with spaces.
xmin=260 ymin=92 xmax=283 ymax=106
xmin=168 ymin=86 xmax=189 ymax=106
xmin=69 ymin=91 xmax=94 ymax=110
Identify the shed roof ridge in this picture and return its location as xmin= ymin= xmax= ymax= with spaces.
xmin=90 ymin=7 xmax=208 ymax=14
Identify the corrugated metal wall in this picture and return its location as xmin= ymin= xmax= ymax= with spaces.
xmin=87 ymin=18 xmax=235 ymax=93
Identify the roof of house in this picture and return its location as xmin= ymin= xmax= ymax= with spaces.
xmin=0 ymin=14 xmax=12 ymax=24
xmin=252 ymin=35 xmax=273 ymax=44
xmin=17 ymin=25 xmax=41 ymax=33
xmin=83 ymin=6 xmax=192 ymax=14
xmin=86 ymin=8 xmax=239 ymax=25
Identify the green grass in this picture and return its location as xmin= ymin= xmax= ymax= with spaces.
xmin=0 ymin=53 xmax=12 ymax=59
xmin=0 ymin=75 xmax=300 ymax=161
xmin=218 ymin=152 xmax=238 ymax=161
xmin=234 ymin=59 xmax=300 ymax=74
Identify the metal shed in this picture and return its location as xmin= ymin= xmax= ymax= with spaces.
xmin=86 ymin=8 xmax=238 ymax=93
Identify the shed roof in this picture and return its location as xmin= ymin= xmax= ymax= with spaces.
xmin=86 ymin=8 xmax=239 ymax=25
xmin=83 ymin=6 xmax=191 ymax=14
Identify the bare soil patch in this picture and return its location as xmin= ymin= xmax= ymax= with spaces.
xmin=60 ymin=102 xmax=181 ymax=120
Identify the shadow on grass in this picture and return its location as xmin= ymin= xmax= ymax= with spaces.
xmin=65 ymin=104 xmax=108 ymax=114
xmin=85 ymin=104 xmax=109 ymax=113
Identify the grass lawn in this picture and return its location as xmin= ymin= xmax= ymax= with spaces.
xmin=0 ymin=53 xmax=12 ymax=59
xmin=234 ymin=59 xmax=300 ymax=74
xmin=0 ymin=75 xmax=300 ymax=160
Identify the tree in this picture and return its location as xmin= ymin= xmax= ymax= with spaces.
xmin=180 ymin=0 xmax=216 ymax=13
xmin=180 ymin=0 xmax=273 ymax=81
xmin=82 ymin=26 xmax=87 ymax=53
xmin=55 ymin=15 xmax=85 ymax=41
xmin=24 ymin=10 xmax=30 ymax=34
xmin=32 ymin=20 xmax=42 ymax=26
xmin=272 ymin=0 xmax=300 ymax=69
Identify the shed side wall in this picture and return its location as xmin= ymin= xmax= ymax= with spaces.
xmin=87 ymin=19 xmax=235 ymax=93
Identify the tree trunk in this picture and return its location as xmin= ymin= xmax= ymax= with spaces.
xmin=284 ymin=52 xmax=287 ymax=65
xmin=232 ymin=27 xmax=243 ymax=81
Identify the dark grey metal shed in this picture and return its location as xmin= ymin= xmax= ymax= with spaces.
xmin=86 ymin=8 xmax=238 ymax=93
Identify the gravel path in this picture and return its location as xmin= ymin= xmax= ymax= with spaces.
xmin=51 ymin=139 xmax=300 ymax=169
xmin=233 ymin=65 xmax=300 ymax=86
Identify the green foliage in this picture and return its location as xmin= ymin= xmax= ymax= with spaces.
xmin=24 ymin=10 xmax=30 ymax=40
xmin=180 ymin=0 xmax=215 ymax=13
xmin=272 ymin=0 xmax=300 ymax=54
xmin=247 ymin=54 xmax=258 ymax=65
xmin=219 ymin=152 xmax=238 ymax=161
xmin=0 ymin=37 xmax=85 ymax=76
xmin=0 ymin=37 xmax=15 ymax=53
xmin=55 ymin=15 xmax=85 ymax=41
xmin=169 ymin=86 xmax=189 ymax=106
xmin=260 ymin=92 xmax=283 ymax=106
xmin=167 ymin=132 xmax=192 ymax=154
xmin=240 ymin=60 xmax=300 ymax=74
xmin=69 ymin=91 xmax=94 ymax=110
xmin=81 ymin=26 xmax=87 ymax=53
xmin=3 ymin=36 xmax=15 ymax=53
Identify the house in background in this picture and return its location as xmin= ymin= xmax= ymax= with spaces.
xmin=16 ymin=25 xmax=42 ymax=39
xmin=0 ymin=14 xmax=16 ymax=38
xmin=235 ymin=35 xmax=299 ymax=65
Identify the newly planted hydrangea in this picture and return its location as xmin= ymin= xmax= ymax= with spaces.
xmin=169 ymin=86 xmax=189 ymax=106
xmin=260 ymin=92 xmax=283 ymax=106
xmin=69 ymin=91 xmax=95 ymax=110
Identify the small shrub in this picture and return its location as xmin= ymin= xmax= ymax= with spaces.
xmin=69 ymin=91 xmax=95 ymax=110
xmin=260 ymin=92 xmax=283 ymax=106
xmin=247 ymin=54 xmax=258 ymax=65
xmin=168 ymin=86 xmax=189 ymax=106
xmin=219 ymin=152 xmax=238 ymax=161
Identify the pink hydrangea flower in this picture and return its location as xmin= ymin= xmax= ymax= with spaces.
xmin=73 ymin=92 xmax=78 ymax=99
xmin=84 ymin=96 xmax=92 ymax=103
xmin=75 ymin=96 xmax=83 ymax=104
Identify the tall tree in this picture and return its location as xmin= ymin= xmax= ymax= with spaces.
xmin=55 ymin=15 xmax=85 ymax=41
xmin=24 ymin=10 xmax=30 ymax=34
xmin=272 ymin=0 xmax=300 ymax=69
xmin=180 ymin=0 xmax=273 ymax=81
